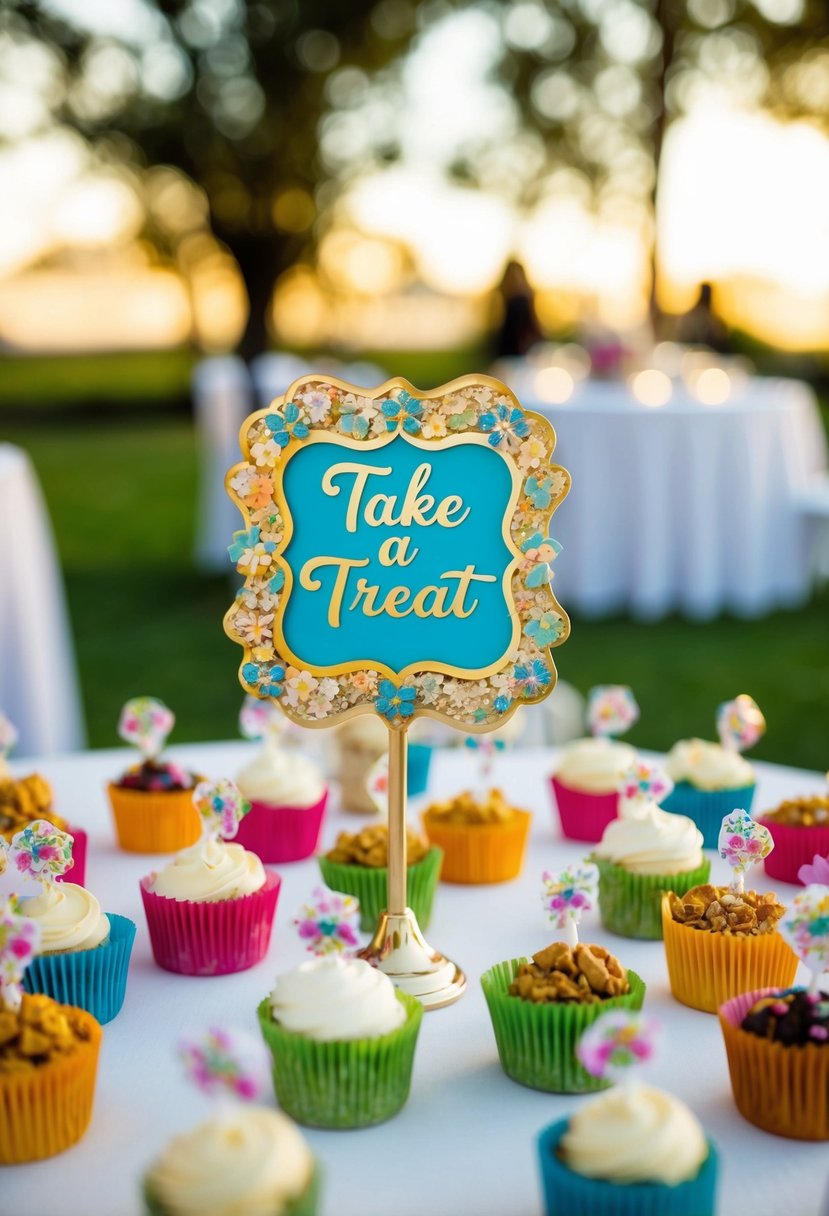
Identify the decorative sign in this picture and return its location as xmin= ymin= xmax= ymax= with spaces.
xmin=225 ymin=375 xmax=570 ymax=731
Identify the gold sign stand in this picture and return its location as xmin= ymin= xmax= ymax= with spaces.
xmin=359 ymin=725 xmax=466 ymax=1009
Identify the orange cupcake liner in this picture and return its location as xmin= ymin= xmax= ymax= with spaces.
xmin=661 ymin=895 xmax=798 ymax=1014
xmin=421 ymin=810 xmax=531 ymax=884
xmin=719 ymin=988 xmax=829 ymax=1140
xmin=108 ymin=783 xmax=202 ymax=853
xmin=0 ymin=1006 xmax=102 ymax=1163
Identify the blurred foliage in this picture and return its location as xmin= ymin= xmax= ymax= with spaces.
xmin=0 ymin=349 xmax=195 ymax=412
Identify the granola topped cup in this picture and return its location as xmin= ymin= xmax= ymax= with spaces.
xmin=317 ymin=824 xmax=441 ymax=932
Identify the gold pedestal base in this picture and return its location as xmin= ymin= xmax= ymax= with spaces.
xmin=358 ymin=909 xmax=467 ymax=1010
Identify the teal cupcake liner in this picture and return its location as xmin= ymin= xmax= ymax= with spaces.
xmin=480 ymin=959 xmax=646 ymax=1094
xmin=144 ymin=1161 xmax=322 ymax=1216
xmin=406 ymin=743 xmax=433 ymax=796
xmin=257 ymin=991 xmax=423 ymax=1129
xmin=318 ymin=847 xmax=442 ymax=932
xmin=661 ymin=782 xmax=755 ymax=849
xmin=23 ymin=913 xmax=136 ymax=1024
xmin=537 ymin=1120 xmax=718 ymax=1216
xmin=594 ymin=857 xmax=711 ymax=940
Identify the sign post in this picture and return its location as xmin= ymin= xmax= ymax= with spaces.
xmin=225 ymin=373 xmax=569 ymax=1008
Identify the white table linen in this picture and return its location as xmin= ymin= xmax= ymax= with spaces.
xmin=4 ymin=740 xmax=828 ymax=1216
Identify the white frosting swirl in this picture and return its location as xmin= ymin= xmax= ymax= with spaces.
xmin=554 ymin=737 xmax=636 ymax=794
xmin=237 ymin=743 xmax=325 ymax=808
xmin=149 ymin=838 xmax=265 ymax=903
xmin=146 ymin=1109 xmax=313 ymax=1216
xmin=22 ymin=882 xmax=110 ymax=954
xmin=595 ymin=799 xmax=704 ymax=875
xmin=270 ymin=956 xmax=406 ymax=1041
xmin=665 ymin=738 xmax=754 ymax=791
xmin=335 ymin=714 xmax=388 ymax=753
xmin=561 ymin=1084 xmax=708 ymax=1185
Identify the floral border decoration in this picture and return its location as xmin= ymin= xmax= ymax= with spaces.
xmin=224 ymin=375 xmax=570 ymax=730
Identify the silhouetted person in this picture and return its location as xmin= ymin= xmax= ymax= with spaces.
xmin=492 ymin=260 xmax=543 ymax=359
xmin=677 ymin=282 xmax=728 ymax=352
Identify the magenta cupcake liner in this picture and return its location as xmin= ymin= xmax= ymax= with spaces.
xmin=233 ymin=790 xmax=328 ymax=864
xmin=758 ymin=816 xmax=829 ymax=885
xmin=550 ymin=777 xmax=619 ymax=844
xmin=140 ymin=871 xmax=281 ymax=976
xmin=56 ymin=826 xmax=87 ymax=888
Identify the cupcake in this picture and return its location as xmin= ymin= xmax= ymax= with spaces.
xmin=257 ymin=956 xmax=422 ymax=1128
xmin=480 ymin=940 xmax=646 ymax=1093
xmin=757 ymin=793 xmax=829 ymax=885
xmin=318 ymin=824 xmax=441 ymax=931
xmin=108 ymin=697 xmax=202 ymax=853
xmin=140 ymin=780 xmax=280 ymax=976
xmin=592 ymin=760 xmax=710 ymax=939
xmin=235 ymin=719 xmax=328 ymax=863
xmin=550 ymin=686 xmax=639 ymax=843
xmin=143 ymin=1108 xmax=320 ymax=1216
xmin=0 ymin=768 xmax=88 ymax=887
xmin=662 ymin=694 xmax=765 ymax=847
xmin=421 ymin=787 xmax=531 ymax=884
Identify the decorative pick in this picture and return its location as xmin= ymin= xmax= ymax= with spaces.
xmin=587 ymin=686 xmax=639 ymax=738
xmin=0 ymin=896 xmax=41 ymax=1012
xmin=292 ymin=887 xmax=361 ymax=956
xmin=238 ymin=693 xmax=299 ymax=747
xmin=619 ymin=759 xmax=673 ymax=806
xmin=5 ymin=819 xmax=74 ymax=884
xmin=541 ymin=863 xmax=598 ymax=950
xmin=718 ymin=809 xmax=773 ymax=894
xmin=366 ymin=752 xmax=389 ymax=818
xmin=716 ymin=694 xmax=765 ymax=753
xmin=577 ymin=1009 xmax=660 ymax=1085
xmin=778 ymin=885 xmax=829 ymax=995
xmin=0 ymin=712 xmax=18 ymax=761
xmin=465 ymin=734 xmax=506 ymax=792
xmin=193 ymin=779 xmax=250 ymax=842
xmin=179 ymin=1027 xmax=268 ymax=1102
xmin=798 ymin=854 xmax=829 ymax=887
xmin=118 ymin=697 xmax=174 ymax=759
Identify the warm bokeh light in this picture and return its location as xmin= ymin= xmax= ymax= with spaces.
xmin=690 ymin=366 xmax=732 ymax=404
xmin=630 ymin=369 xmax=673 ymax=407
xmin=534 ymin=366 xmax=575 ymax=404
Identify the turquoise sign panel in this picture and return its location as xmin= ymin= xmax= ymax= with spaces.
xmin=280 ymin=435 xmax=518 ymax=672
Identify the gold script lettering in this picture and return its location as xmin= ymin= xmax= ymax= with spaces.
xmin=300 ymin=555 xmax=370 ymax=627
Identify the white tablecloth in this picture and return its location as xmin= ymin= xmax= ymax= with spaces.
xmin=4 ymin=742 xmax=829 ymax=1216
xmin=0 ymin=444 xmax=86 ymax=755
xmin=515 ymin=376 xmax=827 ymax=619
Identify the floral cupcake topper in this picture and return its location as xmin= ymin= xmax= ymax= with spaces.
xmin=779 ymin=885 xmax=829 ymax=994
xmin=118 ymin=697 xmax=175 ymax=759
xmin=366 ymin=753 xmax=389 ymax=818
xmin=0 ymin=896 xmax=41 ymax=1012
xmin=465 ymin=734 xmax=506 ymax=791
xmin=541 ymin=863 xmax=598 ymax=949
xmin=238 ymin=694 xmax=300 ymax=748
xmin=716 ymin=694 xmax=765 ymax=753
xmin=587 ymin=686 xmax=639 ymax=738
xmin=718 ymin=809 xmax=773 ymax=894
xmin=0 ymin=712 xmax=18 ymax=762
xmin=577 ymin=1009 xmax=660 ymax=1085
xmin=292 ymin=887 xmax=361 ymax=957
xmin=619 ymin=759 xmax=673 ymax=807
xmin=193 ymin=779 xmax=250 ymax=842
xmin=179 ymin=1027 xmax=268 ymax=1103
xmin=4 ymin=819 xmax=74 ymax=885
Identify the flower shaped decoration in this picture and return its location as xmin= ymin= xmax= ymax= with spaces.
xmin=718 ymin=809 xmax=773 ymax=890
xmin=521 ymin=531 xmax=562 ymax=588
xmin=242 ymin=662 xmax=285 ymax=698
xmin=340 ymin=396 xmax=377 ymax=439
xmin=587 ymin=686 xmax=639 ymax=738
xmin=716 ymin=694 xmax=766 ymax=753
xmin=193 ymin=779 xmax=250 ymax=841
xmin=798 ymin=854 xmax=829 ymax=886
xmin=228 ymin=526 xmax=277 ymax=576
xmin=465 ymin=735 xmax=506 ymax=786
xmin=619 ymin=759 xmax=673 ymax=805
xmin=293 ymin=887 xmax=360 ymax=956
xmin=542 ymin=864 xmax=598 ymax=942
xmin=525 ymin=474 xmax=556 ymax=509
xmin=239 ymin=694 xmax=283 ymax=742
xmin=512 ymin=659 xmax=551 ymax=698
xmin=0 ymin=712 xmax=18 ymax=760
xmin=778 ymin=884 xmax=829 ymax=983
xmin=480 ymin=403 xmax=530 ymax=450
xmin=179 ymin=1028 xmax=267 ymax=1102
xmin=577 ymin=1010 xmax=660 ymax=1083
xmin=118 ymin=697 xmax=174 ymax=758
xmin=264 ymin=404 xmax=310 ymax=448
xmin=524 ymin=610 xmax=565 ymax=648
xmin=6 ymin=819 xmax=74 ymax=883
xmin=381 ymin=389 xmax=422 ymax=434
xmin=374 ymin=680 xmax=417 ymax=722
xmin=0 ymin=896 xmax=41 ymax=1012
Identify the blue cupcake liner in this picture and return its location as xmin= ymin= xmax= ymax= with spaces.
xmin=23 ymin=912 xmax=136 ymax=1024
xmin=537 ymin=1119 xmax=718 ymax=1216
xmin=661 ymin=782 xmax=756 ymax=849
xmin=406 ymin=743 xmax=433 ymax=796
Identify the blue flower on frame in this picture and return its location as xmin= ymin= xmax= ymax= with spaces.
xmin=479 ymin=403 xmax=529 ymax=448
xmin=381 ymin=390 xmax=423 ymax=434
xmin=525 ymin=474 xmax=555 ymax=509
xmin=521 ymin=531 xmax=562 ymax=587
xmin=268 ymin=569 xmax=285 ymax=595
xmin=513 ymin=659 xmax=551 ymax=697
xmin=494 ymin=695 xmax=511 ymax=713
xmin=374 ymin=680 xmax=417 ymax=720
xmin=524 ymin=612 xmax=564 ymax=649
xmin=242 ymin=662 xmax=285 ymax=698
xmin=340 ymin=401 xmax=371 ymax=439
xmin=265 ymin=403 xmax=309 ymax=447
xmin=228 ymin=526 xmax=260 ymax=563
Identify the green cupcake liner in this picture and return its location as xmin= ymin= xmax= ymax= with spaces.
xmin=480 ymin=959 xmax=646 ymax=1094
xmin=144 ymin=1161 xmax=322 ymax=1216
xmin=594 ymin=857 xmax=711 ymax=940
xmin=257 ymin=991 xmax=423 ymax=1129
xmin=317 ymin=847 xmax=442 ymax=932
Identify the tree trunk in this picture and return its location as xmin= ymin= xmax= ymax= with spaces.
xmin=211 ymin=224 xmax=300 ymax=360
xmin=650 ymin=0 xmax=676 ymax=336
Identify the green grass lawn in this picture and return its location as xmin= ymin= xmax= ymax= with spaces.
xmin=4 ymin=394 xmax=829 ymax=770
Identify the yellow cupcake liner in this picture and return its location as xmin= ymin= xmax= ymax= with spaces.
xmin=421 ymin=809 xmax=531 ymax=884
xmin=0 ymin=1006 xmax=102 ymax=1163
xmin=108 ymin=783 xmax=202 ymax=853
xmin=661 ymin=895 xmax=798 ymax=1014
xmin=719 ymin=988 xmax=829 ymax=1140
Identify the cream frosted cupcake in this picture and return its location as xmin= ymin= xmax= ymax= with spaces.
xmin=257 ymin=956 xmax=422 ymax=1128
xmin=333 ymin=714 xmax=388 ymax=813
xmin=140 ymin=780 xmax=280 ymax=976
xmin=235 ymin=740 xmax=328 ymax=864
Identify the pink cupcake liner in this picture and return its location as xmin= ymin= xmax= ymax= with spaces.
xmin=758 ymin=816 xmax=829 ymax=885
xmin=550 ymin=777 xmax=619 ymax=844
xmin=140 ymin=871 xmax=281 ymax=976
xmin=57 ymin=826 xmax=87 ymax=888
xmin=233 ymin=790 xmax=327 ymax=863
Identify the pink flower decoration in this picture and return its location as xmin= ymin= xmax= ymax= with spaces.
xmin=292 ymin=887 xmax=361 ymax=956
xmin=577 ymin=1010 xmax=660 ymax=1082
xmin=799 ymin=854 xmax=829 ymax=886
xmin=587 ymin=685 xmax=639 ymax=738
